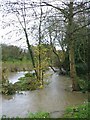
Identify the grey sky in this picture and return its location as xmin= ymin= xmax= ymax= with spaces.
xmin=0 ymin=0 xmax=87 ymax=49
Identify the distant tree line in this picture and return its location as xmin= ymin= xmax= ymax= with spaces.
xmin=1 ymin=44 xmax=29 ymax=61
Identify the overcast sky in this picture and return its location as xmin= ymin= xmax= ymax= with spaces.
xmin=0 ymin=0 xmax=61 ymax=49
xmin=0 ymin=0 xmax=87 ymax=50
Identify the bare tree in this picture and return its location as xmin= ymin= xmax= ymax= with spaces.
xmin=2 ymin=0 xmax=39 ymax=78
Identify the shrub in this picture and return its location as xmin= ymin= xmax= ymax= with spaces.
xmin=2 ymin=79 xmax=15 ymax=95
xmin=24 ymin=73 xmax=35 ymax=78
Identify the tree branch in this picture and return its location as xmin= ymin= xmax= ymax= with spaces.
xmin=42 ymin=2 xmax=68 ymax=18
xmin=72 ymin=22 xmax=90 ymax=35
xmin=73 ymin=7 xmax=90 ymax=16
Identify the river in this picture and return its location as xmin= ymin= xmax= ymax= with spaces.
xmin=0 ymin=69 xmax=88 ymax=118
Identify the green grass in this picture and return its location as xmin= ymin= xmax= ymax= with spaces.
xmin=1 ymin=111 xmax=50 ymax=119
xmin=63 ymin=102 xmax=90 ymax=118
xmin=2 ymin=102 xmax=89 ymax=119
xmin=2 ymin=60 xmax=33 ymax=72
xmin=28 ymin=111 xmax=50 ymax=118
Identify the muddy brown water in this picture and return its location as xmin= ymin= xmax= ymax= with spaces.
xmin=0 ymin=69 xmax=88 ymax=118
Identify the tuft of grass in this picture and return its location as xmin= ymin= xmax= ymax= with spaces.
xmin=63 ymin=102 xmax=90 ymax=118
xmin=28 ymin=111 xmax=50 ymax=118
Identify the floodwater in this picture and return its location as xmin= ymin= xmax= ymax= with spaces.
xmin=8 ymin=71 xmax=28 ymax=84
xmin=0 ymin=69 xmax=88 ymax=118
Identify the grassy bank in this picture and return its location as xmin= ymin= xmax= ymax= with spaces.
xmin=2 ymin=102 xmax=89 ymax=118
xmin=63 ymin=102 xmax=89 ymax=118
xmin=2 ymin=60 xmax=33 ymax=72
xmin=2 ymin=111 xmax=50 ymax=119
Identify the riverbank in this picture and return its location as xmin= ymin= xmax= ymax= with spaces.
xmin=2 ymin=102 xmax=89 ymax=118
xmin=63 ymin=102 xmax=89 ymax=118
xmin=2 ymin=61 xmax=33 ymax=72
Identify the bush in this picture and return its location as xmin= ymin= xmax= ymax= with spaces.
xmin=76 ymin=63 xmax=87 ymax=75
xmin=14 ymin=72 xmax=40 ymax=91
xmin=2 ymin=81 xmax=15 ymax=95
xmin=24 ymin=73 xmax=35 ymax=77
xmin=14 ymin=72 xmax=50 ymax=91
xmin=77 ymin=77 xmax=88 ymax=92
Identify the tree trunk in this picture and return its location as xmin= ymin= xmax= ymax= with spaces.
xmin=20 ymin=3 xmax=38 ymax=79
xmin=69 ymin=42 xmax=80 ymax=91
xmin=68 ymin=2 xmax=80 ymax=91
xmin=38 ymin=1 xmax=42 ymax=82
xmin=24 ymin=28 xmax=38 ymax=79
